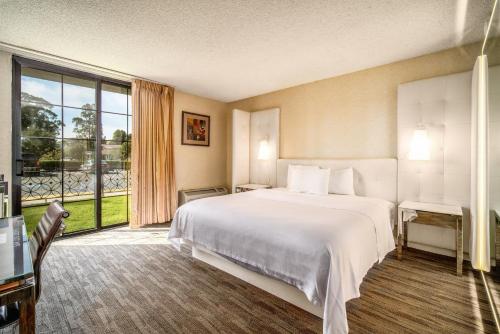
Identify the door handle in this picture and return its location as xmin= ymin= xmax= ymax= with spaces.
xmin=15 ymin=159 xmax=24 ymax=176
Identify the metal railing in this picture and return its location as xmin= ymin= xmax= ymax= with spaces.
xmin=21 ymin=169 xmax=130 ymax=205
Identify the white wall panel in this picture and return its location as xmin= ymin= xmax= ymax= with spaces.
xmin=231 ymin=108 xmax=280 ymax=191
xmin=398 ymin=66 xmax=499 ymax=257
xmin=250 ymin=108 xmax=280 ymax=186
xmin=398 ymin=71 xmax=472 ymax=255
xmin=231 ymin=109 xmax=250 ymax=192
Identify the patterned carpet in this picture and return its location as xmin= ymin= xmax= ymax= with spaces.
xmin=1 ymin=227 xmax=499 ymax=334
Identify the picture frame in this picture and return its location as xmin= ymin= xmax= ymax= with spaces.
xmin=181 ymin=111 xmax=210 ymax=146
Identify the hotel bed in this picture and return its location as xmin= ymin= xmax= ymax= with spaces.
xmin=168 ymin=159 xmax=397 ymax=334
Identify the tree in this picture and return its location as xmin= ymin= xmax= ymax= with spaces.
xmin=21 ymin=93 xmax=62 ymax=161
xmin=65 ymin=140 xmax=91 ymax=162
xmin=68 ymin=103 xmax=96 ymax=163
xmin=111 ymin=129 xmax=131 ymax=161
xmin=112 ymin=129 xmax=127 ymax=142
xmin=121 ymin=140 xmax=131 ymax=161
xmin=71 ymin=103 xmax=96 ymax=140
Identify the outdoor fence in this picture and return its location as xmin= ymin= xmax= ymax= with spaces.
xmin=21 ymin=169 xmax=130 ymax=205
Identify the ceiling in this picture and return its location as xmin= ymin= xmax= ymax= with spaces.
xmin=0 ymin=0 xmax=494 ymax=102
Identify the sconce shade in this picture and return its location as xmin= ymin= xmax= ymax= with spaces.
xmin=408 ymin=129 xmax=430 ymax=161
xmin=257 ymin=140 xmax=271 ymax=160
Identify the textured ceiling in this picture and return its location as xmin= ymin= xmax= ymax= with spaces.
xmin=0 ymin=0 xmax=494 ymax=102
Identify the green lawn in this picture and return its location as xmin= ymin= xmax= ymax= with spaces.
xmin=23 ymin=195 xmax=130 ymax=235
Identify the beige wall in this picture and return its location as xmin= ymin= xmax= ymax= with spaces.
xmin=226 ymin=40 xmax=500 ymax=257
xmin=227 ymin=40 xmax=500 ymax=186
xmin=174 ymin=91 xmax=227 ymax=190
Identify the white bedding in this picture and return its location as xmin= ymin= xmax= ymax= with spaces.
xmin=168 ymin=188 xmax=395 ymax=334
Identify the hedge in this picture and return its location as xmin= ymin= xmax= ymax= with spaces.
xmin=106 ymin=160 xmax=131 ymax=170
xmin=39 ymin=160 xmax=81 ymax=171
xmin=39 ymin=160 xmax=130 ymax=171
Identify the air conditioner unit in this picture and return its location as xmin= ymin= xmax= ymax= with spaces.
xmin=178 ymin=187 xmax=228 ymax=206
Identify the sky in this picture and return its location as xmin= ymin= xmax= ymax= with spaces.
xmin=21 ymin=74 xmax=131 ymax=140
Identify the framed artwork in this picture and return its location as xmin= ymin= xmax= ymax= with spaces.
xmin=181 ymin=111 xmax=210 ymax=146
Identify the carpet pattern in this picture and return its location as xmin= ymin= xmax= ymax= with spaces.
xmin=1 ymin=231 xmax=499 ymax=334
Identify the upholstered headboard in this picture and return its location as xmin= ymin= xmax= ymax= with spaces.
xmin=276 ymin=158 xmax=397 ymax=203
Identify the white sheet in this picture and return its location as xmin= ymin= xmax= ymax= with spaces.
xmin=168 ymin=188 xmax=395 ymax=334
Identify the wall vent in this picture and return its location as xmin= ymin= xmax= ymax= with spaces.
xmin=178 ymin=187 xmax=228 ymax=206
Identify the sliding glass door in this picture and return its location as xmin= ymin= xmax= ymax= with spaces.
xmin=12 ymin=57 xmax=131 ymax=235
xmin=100 ymin=83 xmax=132 ymax=227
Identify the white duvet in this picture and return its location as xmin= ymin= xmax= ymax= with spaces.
xmin=168 ymin=188 xmax=395 ymax=334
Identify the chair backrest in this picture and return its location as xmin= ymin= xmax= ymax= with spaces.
xmin=29 ymin=201 xmax=69 ymax=302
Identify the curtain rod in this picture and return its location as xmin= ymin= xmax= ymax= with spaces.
xmin=0 ymin=41 xmax=171 ymax=87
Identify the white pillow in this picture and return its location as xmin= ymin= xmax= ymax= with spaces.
xmin=331 ymin=167 xmax=355 ymax=195
xmin=306 ymin=168 xmax=330 ymax=195
xmin=287 ymin=165 xmax=330 ymax=195
xmin=287 ymin=165 xmax=319 ymax=192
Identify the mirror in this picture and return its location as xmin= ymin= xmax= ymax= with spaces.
xmin=484 ymin=0 xmax=500 ymax=328
xmin=486 ymin=4 xmax=499 ymax=269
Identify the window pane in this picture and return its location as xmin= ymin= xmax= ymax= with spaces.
xmin=63 ymin=107 xmax=96 ymax=140
xmin=62 ymin=138 xmax=96 ymax=233
xmin=21 ymin=138 xmax=62 ymax=205
xmin=124 ymin=142 xmax=131 ymax=170
xmin=102 ymin=195 xmax=127 ymax=226
xmin=21 ymin=103 xmax=62 ymax=138
xmin=101 ymin=164 xmax=127 ymax=191
xmin=102 ymin=140 xmax=126 ymax=167
xmin=102 ymin=139 xmax=128 ymax=227
xmin=128 ymin=116 xmax=132 ymax=138
xmin=63 ymin=169 xmax=95 ymax=197
xmin=102 ymin=83 xmax=127 ymax=114
xmin=101 ymin=112 xmax=128 ymax=141
xmin=21 ymin=68 xmax=62 ymax=106
xmin=63 ymin=139 xmax=95 ymax=167
xmin=22 ymin=137 xmax=62 ymax=171
xmin=63 ymin=75 xmax=96 ymax=109
xmin=23 ymin=204 xmax=50 ymax=235
xmin=62 ymin=199 xmax=96 ymax=233
xmin=128 ymin=88 xmax=132 ymax=115
xmin=128 ymin=191 xmax=131 ymax=219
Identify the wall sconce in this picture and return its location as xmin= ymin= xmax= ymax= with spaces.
xmin=257 ymin=139 xmax=272 ymax=185
xmin=408 ymin=126 xmax=430 ymax=161
xmin=257 ymin=140 xmax=271 ymax=161
xmin=408 ymin=125 xmax=430 ymax=203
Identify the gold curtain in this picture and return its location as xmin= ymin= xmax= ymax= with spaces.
xmin=130 ymin=79 xmax=177 ymax=228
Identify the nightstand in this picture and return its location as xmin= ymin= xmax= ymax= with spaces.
xmin=398 ymin=201 xmax=463 ymax=276
xmin=235 ymin=184 xmax=271 ymax=193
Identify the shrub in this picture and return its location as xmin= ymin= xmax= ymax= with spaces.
xmin=105 ymin=160 xmax=131 ymax=170
xmin=39 ymin=160 xmax=82 ymax=171
xmin=39 ymin=160 xmax=61 ymax=171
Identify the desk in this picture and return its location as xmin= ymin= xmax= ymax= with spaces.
xmin=0 ymin=216 xmax=35 ymax=333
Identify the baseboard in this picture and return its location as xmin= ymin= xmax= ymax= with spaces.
xmin=407 ymin=241 xmax=496 ymax=266
xmin=407 ymin=241 xmax=463 ymax=258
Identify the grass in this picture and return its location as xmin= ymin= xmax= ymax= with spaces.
xmin=22 ymin=195 xmax=130 ymax=235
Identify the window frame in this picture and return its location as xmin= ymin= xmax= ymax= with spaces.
xmin=12 ymin=56 xmax=132 ymax=236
